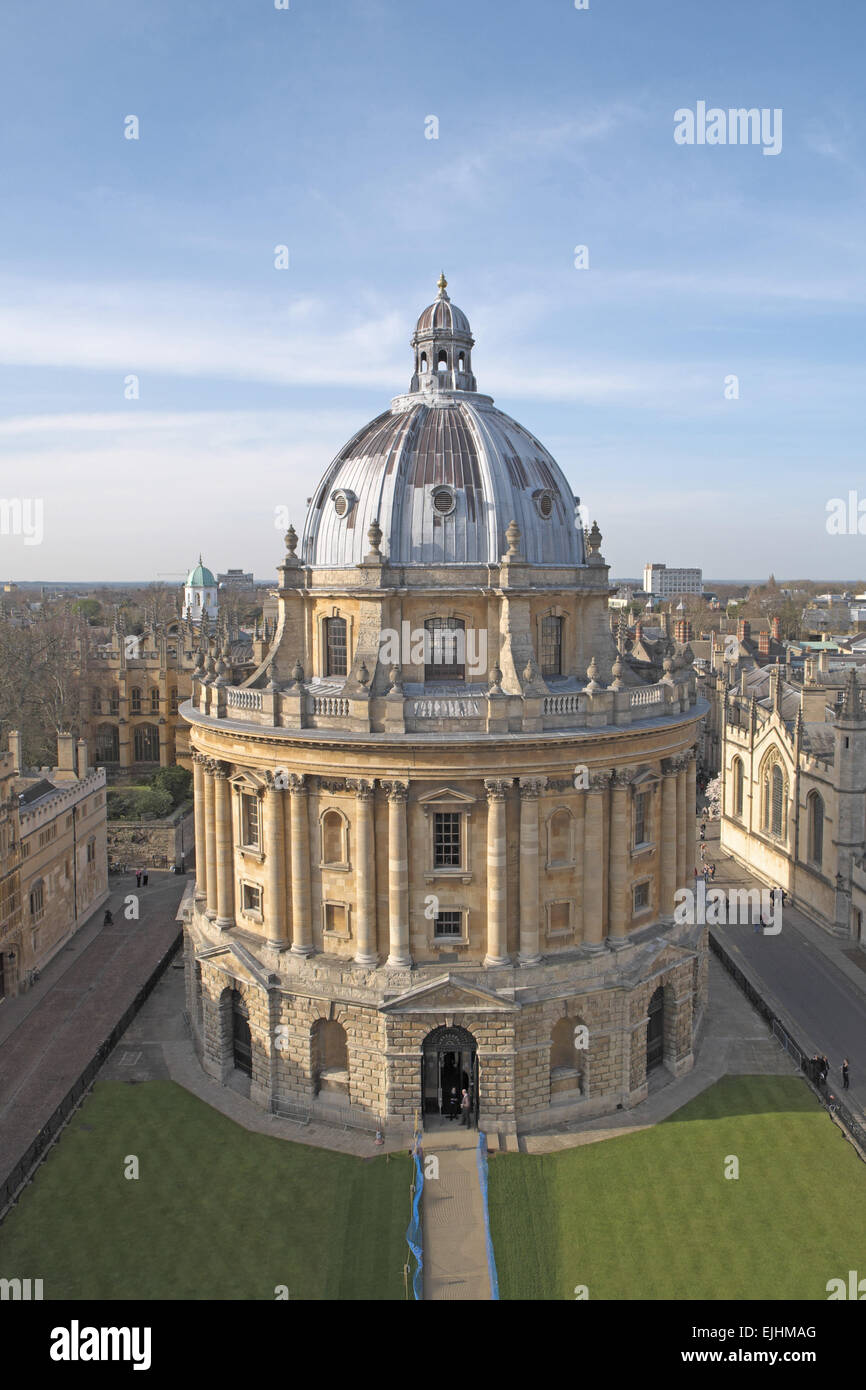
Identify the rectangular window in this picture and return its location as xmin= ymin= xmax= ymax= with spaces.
xmin=433 ymin=910 xmax=463 ymax=938
xmin=30 ymin=882 xmax=44 ymax=921
xmin=86 ymin=840 xmax=96 ymax=864
xmin=548 ymin=902 xmax=571 ymax=934
xmin=130 ymin=689 xmax=142 ymax=713
xmin=540 ymin=616 xmax=562 ymax=677
xmin=241 ymin=793 xmax=260 ymax=848
xmin=633 ymin=881 xmax=650 ymax=912
xmin=150 ymin=688 xmax=160 ymax=712
xmin=109 ymin=692 xmax=120 ymax=715
xmin=325 ymin=618 xmax=347 ymax=677
xmin=433 ymin=812 xmax=461 ymax=868
xmin=242 ymin=883 xmax=262 ymax=915
xmin=324 ymin=902 xmax=348 ymax=935
xmin=634 ymin=791 xmax=649 ymax=846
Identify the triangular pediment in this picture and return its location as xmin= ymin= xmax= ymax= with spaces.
xmin=417 ymin=786 xmax=476 ymax=806
xmin=380 ymin=973 xmax=517 ymax=1014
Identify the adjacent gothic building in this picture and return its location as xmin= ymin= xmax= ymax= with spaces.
xmin=182 ymin=279 xmax=707 ymax=1134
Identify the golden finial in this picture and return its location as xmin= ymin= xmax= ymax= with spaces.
xmin=437 ymin=271 xmax=447 ymax=294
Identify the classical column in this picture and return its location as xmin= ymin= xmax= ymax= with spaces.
xmin=676 ymin=756 xmax=687 ymax=892
xmin=686 ymin=753 xmax=697 ymax=885
xmin=289 ymin=774 xmax=313 ymax=956
xmin=384 ymin=781 xmax=411 ymax=968
xmin=484 ymin=779 xmax=511 ymax=966
xmin=203 ymin=759 xmax=217 ymax=919
xmin=660 ymin=759 xmax=678 ymax=916
xmin=608 ymin=771 xmax=629 ymax=945
xmin=352 ymin=780 xmax=378 ymax=965
xmin=582 ymin=773 xmax=607 ymax=951
xmin=518 ymin=777 xmax=544 ymax=964
xmin=264 ymin=776 xmax=288 ymax=949
xmin=213 ymin=764 xmax=235 ymax=930
xmin=192 ymin=752 xmax=207 ymax=902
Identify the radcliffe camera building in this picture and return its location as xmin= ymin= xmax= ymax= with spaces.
xmin=182 ymin=279 xmax=707 ymax=1134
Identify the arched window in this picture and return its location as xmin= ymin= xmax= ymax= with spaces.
xmin=733 ymin=757 xmax=744 ymax=818
xmin=808 ymin=791 xmax=824 ymax=866
xmin=150 ymin=687 xmax=160 ymax=712
xmin=133 ymin=724 xmax=160 ymax=762
xmin=91 ymin=690 xmax=101 ymax=714
xmin=424 ymin=617 xmax=465 ymax=681
xmin=540 ymin=616 xmax=563 ymax=677
xmin=420 ymin=352 xmax=428 ymax=372
xmin=437 ymin=349 xmax=448 ymax=372
xmin=130 ymin=687 xmax=142 ymax=713
xmin=321 ymin=809 xmax=347 ymax=866
xmin=647 ymin=986 xmax=665 ymax=1071
xmin=109 ymin=690 xmax=119 ymax=715
xmin=95 ymin=723 xmax=119 ymax=762
xmin=761 ymin=752 xmax=788 ymax=839
xmin=312 ymin=1018 xmax=348 ymax=1072
xmin=771 ymin=764 xmax=785 ymax=837
xmin=324 ymin=617 xmax=347 ymax=677
xmin=547 ymin=808 xmax=573 ymax=865
xmin=458 ymin=352 xmax=465 ymax=372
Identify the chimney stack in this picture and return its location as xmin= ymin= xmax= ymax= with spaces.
xmin=771 ymin=615 xmax=781 ymax=641
xmin=76 ymin=738 xmax=89 ymax=778
xmin=737 ymin=619 xmax=751 ymax=642
xmin=55 ymin=732 xmax=77 ymax=781
xmin=8 ymin=729 xmax=23 ymax=775
xmin=758 ymin=631 xmax=770 ymax=657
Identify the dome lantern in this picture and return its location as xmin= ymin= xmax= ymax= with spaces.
xmin=409 ymin=272 xmax=477 ymax=394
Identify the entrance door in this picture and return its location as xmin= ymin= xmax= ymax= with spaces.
xmin=421 ymin=1025 xmax=477 ymax=1122
xmin=646 ymin=987 xmax=664 ymax=1072
xmin=232 ymin=998 xmax=252 ymax=1076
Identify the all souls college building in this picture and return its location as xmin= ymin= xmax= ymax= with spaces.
xmin=182 ymin=278 xmax=707 ymax=1134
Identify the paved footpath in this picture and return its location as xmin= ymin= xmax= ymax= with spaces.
xmin=421 ymin=1127 xmax=491 ymax=1300
xmin=0 ymin=871 xmax=185 ymax=1204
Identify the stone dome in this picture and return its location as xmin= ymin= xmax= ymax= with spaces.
xmin=302 ymin=279 xmax=585 ymax=569
xmin=186 ymin=557 xmax=216 ymax=587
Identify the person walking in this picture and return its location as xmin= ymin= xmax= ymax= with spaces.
xmin=135 ymin=869 xmax=142 ymax=888
xmin=700 ymin=821 xmax=706 ymax=842
xmin=842 ymin=1058 xmax=850 ymax=1090
xmin=460 ymin=1088 xmax=471 ymax=1128
xmin=142 ymin=870 xmax=149 ymax=887
xmin=103 ymin=907 xmax=113 ymax=925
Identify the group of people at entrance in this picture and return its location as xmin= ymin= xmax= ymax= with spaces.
xmin=446 ymin=1087 xmax=473 ymax=1125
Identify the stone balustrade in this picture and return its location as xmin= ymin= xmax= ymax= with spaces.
xmin=190 ymin=673 xmax=698 ymax=735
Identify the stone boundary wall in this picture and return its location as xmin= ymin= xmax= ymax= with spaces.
xmin=108 ymin=805 xmax=194 ymax=868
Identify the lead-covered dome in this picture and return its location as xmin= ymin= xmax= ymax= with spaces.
xmin=302 ymin=278 xmax=585 ymax=568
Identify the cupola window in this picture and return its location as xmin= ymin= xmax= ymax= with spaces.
xmin=437 ymin=350 xmax=448 ymax=371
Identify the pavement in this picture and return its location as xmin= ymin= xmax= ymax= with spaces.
xmin=698 ymin=814 xmax=866 ymax=1118
xmin=0 ymin=870 xmax=185 ymax=1206
xmin=421 ymin=1136 xmax=491 ymax=1301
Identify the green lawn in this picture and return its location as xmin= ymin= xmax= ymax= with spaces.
xmin=488 ymin=1075 xmax=866 ymax=1300
xmin=0 ymin=1081 xmax=410 ymax=1300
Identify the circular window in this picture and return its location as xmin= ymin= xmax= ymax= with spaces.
xmin=333 ymin=494 xmax=347 ymax=517
xmin=432 ymin=487 xmax=455 ymax=516
xmin=534 ymin=491 xmax=555 ymax=519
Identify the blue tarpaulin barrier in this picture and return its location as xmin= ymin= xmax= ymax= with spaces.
xmin=476 ymin=1131 xmax=500 ymax=1300
xmin=406 ymin=1135 xmax=424 ymax=1300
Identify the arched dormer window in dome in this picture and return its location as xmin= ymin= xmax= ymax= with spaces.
xmin=331 ymin=488 xmax=357 ymax=520
xmin=437 ymin=350 xmax=448 ymax=373
xmin=420 ymin=351 xmax=428 ymax=373
xmin=458 ymin=351 xmax=465 ymax=372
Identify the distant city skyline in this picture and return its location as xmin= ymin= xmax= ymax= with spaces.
xmin=1 ymin=0 xmax=864 ymax=581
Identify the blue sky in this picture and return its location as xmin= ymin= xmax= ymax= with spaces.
xmin=0 ymin=0 xmax=864 ymax=582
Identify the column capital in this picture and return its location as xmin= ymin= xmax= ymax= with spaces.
xmin=208 ymin=759 xmax=230 ymax=780
xmin=518 ymin=776 xmax=547 ymax=799
xmin=588 ymin=770 xmax=611 ymax=792
xmin=264 ymin=769 xmax=285 ymax=791
xmin=288 ymin=772 xmax=307 ymax=794
xmin=610 ymin=768 xmax=633 ymax=790
xmin=485 ymin=777 xmax=512 ymax=801
xmin=382 ymin=779 xmax=408 ymax=802
xmin=191 ymin=749 xmax=208 ymax=766
xmin=347 ymin=778 xmax=376 ymax=800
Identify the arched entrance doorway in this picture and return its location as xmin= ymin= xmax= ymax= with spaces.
xmin=421 ymin=1025 xmax=477 ymax=1125
xmin=646 ymin=986 xmax=664 ymax=1072
xmin=231 ymin=991 xmax=252 ymax=1077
